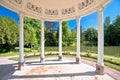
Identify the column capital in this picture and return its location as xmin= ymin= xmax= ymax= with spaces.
xmin=41 ymin=18 xmax=45 ymax=21
xmin=76 ymin=16 xmax=81 ymax=20
xmin=58 ymin=19 xmax=63 ymax=22
xmin=40 ymin=19 xmax=45 ymax=23
xmin=97 ymin=5 xmax=104 ymax=12
xmin=19 ymin=11 xmax=25 ymax=18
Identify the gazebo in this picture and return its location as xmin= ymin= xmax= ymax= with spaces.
xmin=0 ymin=0 xmax=111 ymax=75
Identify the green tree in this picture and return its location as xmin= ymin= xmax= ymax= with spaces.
xmin=84 ymin=27 xmax=98 ymax=45
xmin=69 ymin=29 xmax=76 ymax=46
xmin=62 ymin=21 xmax=71 ymax=46
xmin=24 ymin=17 xmax=41 ymax=45
xmin=105 ymin=15 xmax=120 ymax=46
xmin=0 ymin=16 xmax=18 ymax=52
xmin=45 ymin=29 xmax=57 ymax=46
xmin=45 ymin=21 xmax=58 ymax=46
xmin=104 ymin=16 xmax=110 ymax=28
xmin=24 ymin=17 xmax=37 ymax=49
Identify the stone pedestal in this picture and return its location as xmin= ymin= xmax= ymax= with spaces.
xmin=18 ymin=62 xmax=25 ymax=70
xmin=40 ymin=57 xmax=45 ymax=63
xmin=76 ymin=57 xmax=81 ymax=64
xmin=58 ymin=55 xmax=62 ymax=61
xmin=96 ymin=64 xmax=104 ymax=75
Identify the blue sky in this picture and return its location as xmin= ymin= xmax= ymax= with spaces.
xmin=0 ymin=0 xmax=120 ymax=31
xmin=68 ymin=0 xmax=120 ymax=30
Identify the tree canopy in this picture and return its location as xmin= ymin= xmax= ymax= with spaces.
xmin=105 ymin=15 xmax=120 ymax=46
xmin=24 ymin=17 xmax=40 ymax=47
xmin=0 ymin=15 xmax=120 ymax=52
xmin=0 ymin=16 xmax=18 ymax=52
xmin=84 ymin=27 xmax=98 ymax=45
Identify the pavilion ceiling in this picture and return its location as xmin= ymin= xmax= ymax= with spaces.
xmin=0 ymin=0 xmax=111 ymax=21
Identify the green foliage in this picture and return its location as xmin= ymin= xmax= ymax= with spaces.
xmin=24 ymin=17 xmax=40 ymax=48
xmin=83 ymin=15 xmax=120 ymax=46
xmin=44 ymin=21 xmax=76 ymax=47
xmin=24 ymin=23 xmax=37 ymax=46
xmin=44 ymin=21 xmax=58 ymax=46
xmin=104 ymin=16 xmax=110 ymax=28
xmin=105 ymin=15 xmax=120 ymax=46
xmin=0 ymin=16 xmax=18 ymax=52
xmin=62 ymin=21 xmax=76 ymax=46
xmin=84 ymin=27 xmax=98 ymax=46
xmin=45 ymin=29 xmax=57 ymax=46
xmin=62 ymin=21 xmax=71 ymax=46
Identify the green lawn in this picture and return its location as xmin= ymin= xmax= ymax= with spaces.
xmin=9 ymin=53 xmax=120 ymax=71
xmin=81 ymin=56 xmax=120 ymax=71
xmin=45 ymin=46 xmax=120 ymax=58
xmin=0 ymin=46 xmax=120 ymax=57
xmin=1 ymin=46 xmax=119 ymax=71
xmin=0 ymin=51 xmax=18 ymax=57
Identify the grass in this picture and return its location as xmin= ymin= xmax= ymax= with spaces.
xmin=45 ymin=46 xmax=120 ymax=58
xmin=82 ymin=56 xmax=120 ymax=71
xmin=104 ymin=46 xmax=120 ymax=57
xmin=1 ymin=46 xmax=120 ymax=71
xmin=0 ymin=46 xmax=120 ymax=57
xmin=0 ymin=51 xmax=18 ymax=57
xmin=9 ymin=52 xmax=120 ymax=71
xmin=45 ymin=46 xmax=76 ymax=52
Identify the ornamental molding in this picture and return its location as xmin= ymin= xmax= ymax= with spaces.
xmin=61 ymin=7 xmax=76 ymax=15
xmin=78 ymin=0 xmax=94 ymax=10
xmin=45 ymin=9 xmax=58 ymax=15
xmin=27 ymin=2 xmax=42 ymax=13
xmin=14 ymin=0 xmax=22 ymax=4
xmin=0 ymin=0 xmax=111 ymax=20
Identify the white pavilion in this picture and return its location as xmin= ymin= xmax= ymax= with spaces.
xmin=0 ymin=0 xmax=112 ymax=75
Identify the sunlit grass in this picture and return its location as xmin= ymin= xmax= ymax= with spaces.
xmin=0 ymin=46 xmax=120 ymax=58
xmin=0 ymin=51 xmax=18 ymax=57
xmin=9 ymin=53 xmax=120 ymax=71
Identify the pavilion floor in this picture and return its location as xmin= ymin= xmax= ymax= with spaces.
xmin=2 ymin=57 xmax=114 ymax=80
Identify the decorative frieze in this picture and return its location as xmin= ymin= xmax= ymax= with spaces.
xmin=78 ymin=0 xmax=94 ymax=10
xmin=45 ymin=9 xmax=58 ymax=15
xmin=8 ymin=0 xmax=95 ymax=16
xmin=62 ymin=7 xmax=75 ymax=15
xmin=14 ymin=0 xmax=22 ymax=4
xmin=27 ymin=2 xmax=42 ymax=13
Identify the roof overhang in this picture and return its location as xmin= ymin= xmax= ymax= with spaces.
xmin=0 ymin=0 xmax=112 ymax=21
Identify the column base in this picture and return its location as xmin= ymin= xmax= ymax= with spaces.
xmin=76 ymin=57 xmax=81 ymax=64
xmin=96 ymin=64 xmax=105 ymax=75
xmin=58 ymin=55 xmax=62 ymax=61
xmin=40 ymin=57 xmax=45 ymax=63
xmin=18 ymin=62 xmax=25 ymax=70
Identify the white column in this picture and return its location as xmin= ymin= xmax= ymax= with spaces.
xmin=58 ymin=20 xmax=62 ymax=61
xmin=98 ymin=7 xmax=104 ymax=66
xmin=18 ymin=13 xmax=24 ymax=70
xmin=76 ymin=17 xmax=81 ymax=64
xmin=40 ymin=20 xmax=45 ymax=62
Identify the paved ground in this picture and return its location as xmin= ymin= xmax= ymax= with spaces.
xmin=82 ymin=59 xmax=120 ymax=80
xmin=0 ymin=57 xmax=119 ymax=80
xmin=0 ymin=56 xmax=18 ymax=80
